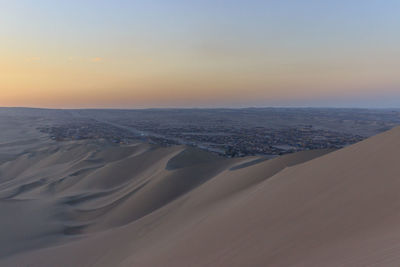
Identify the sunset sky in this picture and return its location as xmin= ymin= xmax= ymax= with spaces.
xmin=1 ymin=0 xmax=399 ymax=108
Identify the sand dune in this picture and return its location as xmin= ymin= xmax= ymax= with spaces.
xmin=1 ymin=124 xmax=400 ymax=266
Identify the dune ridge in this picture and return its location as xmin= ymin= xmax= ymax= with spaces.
xmin=0 ymin=127 xmax=400 ymax=266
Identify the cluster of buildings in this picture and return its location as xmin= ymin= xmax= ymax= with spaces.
xmin=39 ymin=121 xmax=365 ymax=158
xmin=38 ymin=122 xmax=135 ymax=144
xmin=133 ymin=124 xmax=364 ymax=157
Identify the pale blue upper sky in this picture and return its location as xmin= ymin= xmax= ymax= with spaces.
xmin=1 ymin=0 xmax=399 ymax=108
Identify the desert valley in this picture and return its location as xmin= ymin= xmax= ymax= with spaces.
xmin=1 ymin=108 xmax=400 ymax=266
xmin=2 ymin=1 xmax=400 ymax=265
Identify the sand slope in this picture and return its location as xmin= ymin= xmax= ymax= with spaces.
xmin=1 ymin=126 xmax=400 ymax=266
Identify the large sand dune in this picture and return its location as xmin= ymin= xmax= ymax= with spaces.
xmin=1 ymin=121 xmax=400 ymax=266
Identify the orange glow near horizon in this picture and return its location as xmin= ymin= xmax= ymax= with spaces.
xmin=1 ymin=1 xmax=400 ymax=108
xmin=2 ymin=53 xmax=399 ymax=108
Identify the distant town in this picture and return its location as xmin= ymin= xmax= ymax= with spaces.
xmin=39 ymin=122 xmax=364 ymax=157
xmin=35 ymin=108 xmax=400 ymax=157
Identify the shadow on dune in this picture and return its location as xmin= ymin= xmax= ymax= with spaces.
xmin=0 ymin=138 xmax=334 ymax=263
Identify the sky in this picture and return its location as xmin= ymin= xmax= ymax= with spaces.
xmin=1 ymin=0 xmax=399 ymax=108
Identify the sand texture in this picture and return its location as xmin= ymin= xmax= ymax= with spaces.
xmin=1 ymin=115 xmax=399 ymax=266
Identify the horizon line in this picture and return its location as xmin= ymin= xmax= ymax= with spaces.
xmin=1 ymin=106 xmax=399 ymax=111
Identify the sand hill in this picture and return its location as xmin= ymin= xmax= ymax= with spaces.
xmin=1 ymin=124 xmax=400 ymax=266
